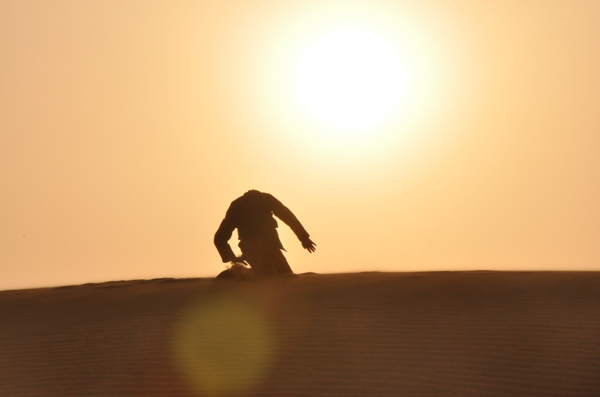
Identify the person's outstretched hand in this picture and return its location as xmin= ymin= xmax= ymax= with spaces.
xmin=302 ymin=238 xmax=317 ymax=253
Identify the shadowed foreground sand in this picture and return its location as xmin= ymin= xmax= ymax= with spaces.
xmin=1 ymin=271 xmax=599 ymax=396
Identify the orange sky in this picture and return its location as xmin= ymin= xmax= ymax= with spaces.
xmin=1 ymin=0 xmax=599 ymax=290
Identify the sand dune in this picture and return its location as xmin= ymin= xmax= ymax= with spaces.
xmin=1 ymin=271 xmax=599 ymax=396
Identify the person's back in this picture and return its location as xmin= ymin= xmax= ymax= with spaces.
xmin=226 ymin=190 xmax=282 ymax=248
xmin=214 ymin=190 xmax=316 ymax=277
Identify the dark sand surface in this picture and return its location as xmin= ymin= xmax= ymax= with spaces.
xmin=1 ymin=271 xmax=599 ymax=396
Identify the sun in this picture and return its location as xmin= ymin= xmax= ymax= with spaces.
xmin=257 ymin=7 xmax=459 ymax=160
xmin=292 ymin=27 xmax=410 ymax=133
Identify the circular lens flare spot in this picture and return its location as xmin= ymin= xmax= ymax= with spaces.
xmin=172 ymin=296 xmax=275 ymax=396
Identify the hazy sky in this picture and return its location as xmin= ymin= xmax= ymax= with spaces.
xmin=2 ymin=0 xmax=599 ymax=290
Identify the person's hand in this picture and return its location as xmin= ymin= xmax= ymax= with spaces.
xmin=230 ymin=255 xmax=249 ymax=267
xmin=302 ymin=238 xmax=317 ymax=253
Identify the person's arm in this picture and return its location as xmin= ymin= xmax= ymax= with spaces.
xmin=270 ymin=195 xmax=316 ymax=253
xmin=214 ymin=217 xmax=237 ymax=263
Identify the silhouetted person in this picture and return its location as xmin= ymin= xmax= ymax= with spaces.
xmin=214 ymin=190 xmax=316 ymax=277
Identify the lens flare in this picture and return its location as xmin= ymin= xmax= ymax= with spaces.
xmin=171 ymin=296 xmax=275 ymax=395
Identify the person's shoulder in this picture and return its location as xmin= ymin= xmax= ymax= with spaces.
xmin=230 ymin=195 xmax=245 ymax=205
xmin=261 ymin=192 xmax=277 ymax=201
xmin=225 ymin=195 xmax=246 ymax=217
xmin=256 ymin=191 xmax=279 ymax=204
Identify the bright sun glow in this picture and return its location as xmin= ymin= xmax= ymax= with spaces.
xmin=259 ymin=6 xmax=461 ymax=160
xmin=292 ymin=27 xmax=410 ymax=132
